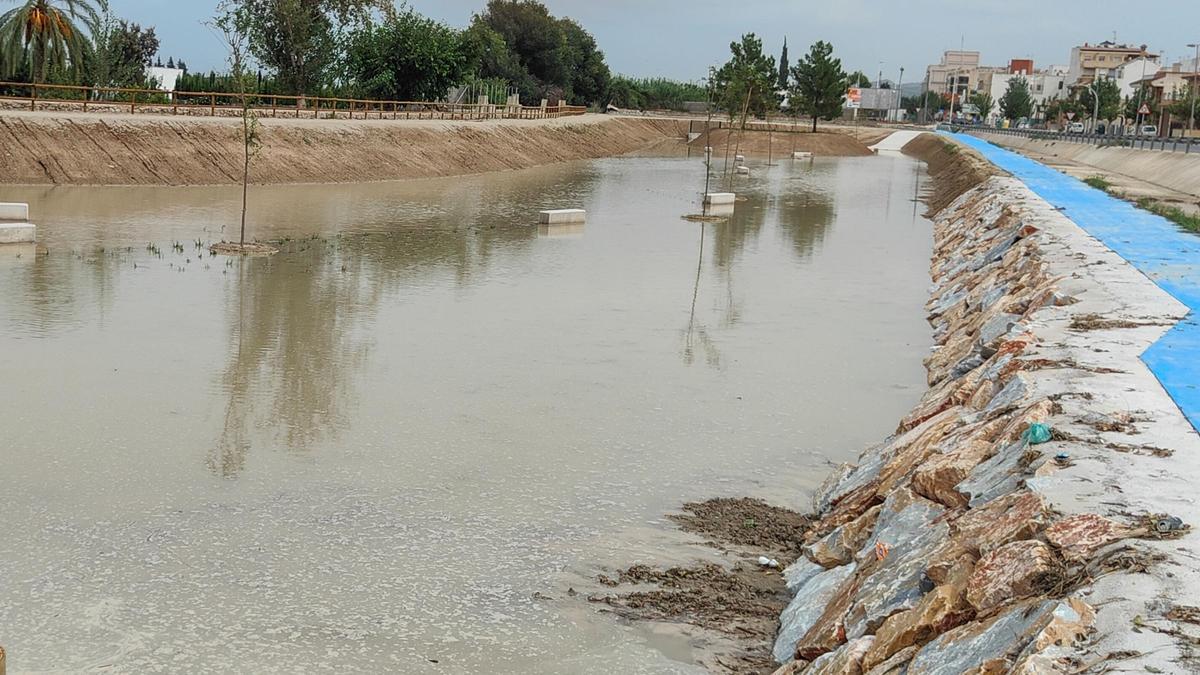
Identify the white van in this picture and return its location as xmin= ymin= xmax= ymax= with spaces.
xmin=1067 ymin=122 xmax=1085 ymax=133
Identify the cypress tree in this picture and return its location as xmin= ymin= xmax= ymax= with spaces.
xmin=778 ymin=38 xmax=789 ymax=90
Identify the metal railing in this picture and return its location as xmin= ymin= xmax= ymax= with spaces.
xmin=942 ymin=124 xmax=1200 ymax=154
xmin=0 ymin=81 xmax=588 ymax=121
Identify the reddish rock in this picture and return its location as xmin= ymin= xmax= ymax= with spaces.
xmin=808 ymin=636 xmax=876 ymax=674
xmin=965 ymin=540 xmax=1059 ymax=612
xmin=808 ymin=505 xmax=882 ymax=568
xmin=911 ymin=439 xmax=995 ymax=508
xmin=861 ymin=583 xmax=976 ymax=670
xmin=1044 ymin=514 xmax=1132 ymax=561
xmin=952 ymin=490 xmax=1049 ymax=555
xmin=864 ymin=646 xmax=918 ymax=675
xmin=874 ymin=410 xmax=963 ymax=497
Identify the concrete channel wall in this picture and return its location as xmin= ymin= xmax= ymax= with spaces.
xmin=771 ymin=132 xmax=1199 ymax=674
xmin=971 ymin=131 xmax=1200 ymax=200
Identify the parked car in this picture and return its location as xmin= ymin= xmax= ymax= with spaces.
xmin=1067 ymin=122 xmax=1086 ymax=133
xmin=1140 ymin=124 xmax=1158 ymax=137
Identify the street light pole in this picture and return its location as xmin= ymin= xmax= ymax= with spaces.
xmin=897 ymin=67 xmax=905 ymax=122
xmin=1189 ymin=42 xmax=1199 ymax=135
xmin=1087 ymin=82 xmax=1100 ymax=135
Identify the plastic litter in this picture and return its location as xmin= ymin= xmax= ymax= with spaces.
xmin=758 ymin=556 xmax=780 ymax=569
xmin=1022 ymin=422 xmax=1053 ymax=445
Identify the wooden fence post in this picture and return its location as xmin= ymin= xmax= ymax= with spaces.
xmin=210 ymin=94 xmax=216 ymax=117
xmin=30 ymin=82 xmax=36 ymax=111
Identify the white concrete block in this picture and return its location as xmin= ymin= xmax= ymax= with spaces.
xmin=0 ymin=223 xmax=36 ymax=244
xmin=538 ymin=223 xmax=584 ymax=238
xmin=735 ymin=154 xmax=746 ymax=162
xmin=0 ymin=202 xmax=29 ymax=221
xmin=704 ymin=192 xmax=736 ymax=205
xmin=703 ymin=203 xmax=735 ymax=217
xmin=735 ymin=166 xmax=751 ymax=175
xmin=539 ymin=209 xmax=586 ymax=224
xmin=793 ymin=151 xmax=813 ymax=159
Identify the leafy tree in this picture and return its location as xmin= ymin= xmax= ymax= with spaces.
xmin=213 ymin=0 xmax=263 ymax=248
xmin=229 ymin=0 xmax=385 ymax=97
xmin=903 ymin=90 xmax=943 ymax=118
xmin=96 ymin=19 xmax=158 ymax=87
xmin=1124 ymin=84 xmax=1158 ymax=119
xmin=0 ymin=0 xmax=100 ymax=83
xmin=1078 ymin=77 xmax=1120 ymax=121
xmin=970 ymin=91 xmax=994 ymax=120
xmin=344 ymin=8 xmax=469 ymax=101
xmin=556 ymin=17 xmax=608 ymax=105
xmin=713 ymin=33 xmax=776 ymax=119
xmin=777 ymin=37 xmax=788 ymax=90
xmin=845 ymin=70 xmax=871 ymax=88
xmin=999 ymin=75 xmax=1033 ymax=121
xmin=790 ymin=40 xmax=846 ymax=132
xmin=461 ymin=18 xmax=531 ymax=95
xmin=478 ymin=0 xmax=566 ymax=101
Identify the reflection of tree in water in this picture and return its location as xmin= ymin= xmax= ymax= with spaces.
xmin=679 ymin=171 xmax=835 ymax=368
xmin=209 ymin=227 xmax=538 ymax=477
xmin=680 ymin=224 xmax=721 ymax=367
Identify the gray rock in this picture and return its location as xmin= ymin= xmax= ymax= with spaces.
xmin=906 ymin=600 xmax=1059 ymax=675
xmin=842 ymin=490 xmax=948 ymax=638
xmin=950 ymin=353 xmax=986 ymax=381
xmin=783 ymin=557 xmax=825 ymax=594
xmin=979 ymin=284 xmax=1009 ymax=311
xmin=983 ymin=375 xmax=1029 ymax=414
xmin=773 ymin=562 xmax=857 ymax=663
xmin=978 ymin=313 xmax=1022 ymax=350
xmin=958 ymin=439 xmax=1029 ymax=508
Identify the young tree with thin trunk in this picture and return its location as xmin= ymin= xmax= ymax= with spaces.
xmin=999 ymin=76 xmax=1033 ymax=122
xmin=790 ymin=40 xmax=847 ymax=132
xmin=212 ymin=1 xmax=262 ymax=251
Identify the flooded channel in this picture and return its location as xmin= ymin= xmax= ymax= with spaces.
xmin=1 ymin=154 xmax=932 ymax=672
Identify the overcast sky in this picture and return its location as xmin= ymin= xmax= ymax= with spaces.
xmin=114 ymin=0 xmax=1200 ymax=84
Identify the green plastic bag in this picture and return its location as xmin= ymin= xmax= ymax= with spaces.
xmin=1022 ymin=422 xmax=1052 ymax=445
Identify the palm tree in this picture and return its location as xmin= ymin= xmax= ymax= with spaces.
xmin=0 ymin=0 xmax=100 ymax=84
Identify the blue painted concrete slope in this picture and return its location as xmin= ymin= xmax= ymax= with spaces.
xmin=944 ymin=132 xmax=1200 ymax=432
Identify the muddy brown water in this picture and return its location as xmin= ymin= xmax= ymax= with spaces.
xmin=0 ymin=155 xmax=932 ymax=673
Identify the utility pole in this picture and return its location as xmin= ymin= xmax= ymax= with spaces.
xmin=897 ymin=67 xmax=905 ymax=122
xmin=1189 ymin=42 xmax=1200 ymax=135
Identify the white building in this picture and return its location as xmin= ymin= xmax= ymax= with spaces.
xmin=985 ymin=70 xmax=1068 ymax=123
xmin=1113 ymin=56 xmax=1162 ymax=99
xmin=146 ymin=66 xmax=186 ymax=92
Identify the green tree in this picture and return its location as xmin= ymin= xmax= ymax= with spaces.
xmin=461 ymin=18 xmax=531 ymax=94
xmin=229 ymin=0 xmax=385 ymax=98
xmin=1078 ymin=77 xmax=1120 ymax=121
xmin=777 ymin=37 xmax=788 ymax=90
xmin=790 ymin=40 xmax=846 ymax=132
xmin=0 ymin=0 xmax=100 ymax=83
xmin=344 ymin=8 xmax=468 ymax=101
xmin=478 ymin=0 xmax=566 ymax=101
xmin=970 ymin=91 xmax=994 ymax=121
xmin=1124 ymin=84 xmax=1158 ymax=119
xmin=845 ymin=70 xmax=871 ymax=88
xmin=94 ymin=18 xmax=157 ymax=88
xmin=999 ymin=75 xmax=1033 ymax=121
xmin=713 ymin=33 xmax=776 ymax=119
xmin=213 ymin=0 xmax=262 ymax=249
xmin=556 ymin=17 xmax=608 ymax=105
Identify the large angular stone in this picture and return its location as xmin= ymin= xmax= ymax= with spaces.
xmin=874 ymin=409 xmax=963 ymax=497
xmin=774 ymin=563 xmax=857 ymax=663
xmin=906 ymin=599 xmax=1066 ymax=675
xmin=979 ymin=313 xmax=1022 ymax=350
xmin=795 ymin=570 xmax=861 ymax=661
xmin=965 ymin=540 xmax=1059 ymax=612
xmin=1043 ymin=514 xmax=1131 ymax=562
xmin=784 ymin=557 xmax=825 ymax=594
xmin=957 ymin=439 xmax=1029 ymax=508
xmin=865 ymin=646 xmax=918 ymax=675
xmin=844 ymin=490 xmax=949 ymax=638
xmin=861 ymin=583 xmax=976 ymax=670
xmin=807 ymin=636 xmax=875 ymax=675
xmin=1019 ymin=596 xmax=1095 ymax=657
xmin=911 ymin=439 xmax=995 ymax=508
xmin=807 ymin=505 xmax=882 ymax=568
xmin=952 ymin=491 xmax=1049 ymax=555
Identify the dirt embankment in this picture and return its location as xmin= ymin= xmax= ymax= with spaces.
xmin=0 ymin=113 xmax=690 ymax=186
xmin=690 ymin=128 xmax=873 ymax=159
xmin=902 ymin=133 xmax=996 ymax=212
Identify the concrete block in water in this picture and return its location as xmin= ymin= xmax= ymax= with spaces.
xmin=539 ymin=209 xmax=586 ymax=224
xmin=704 ymin=192 xmax=736 ymax=205
xmin=793 ymin=151 xmax=813 ymax=159
xmin=735 ymin=166 xmax=750 ymax=176
xmin=0 ymin=202 xmax=29 ymax=221
xmin=0 ymin=223 xmax=36 ymax=244
xmin=735 ymin=154 xmax=746 ymax=162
